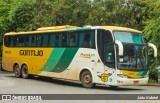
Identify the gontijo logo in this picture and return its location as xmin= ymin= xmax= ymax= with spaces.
xmin=101 ymin=73 xmax=112 ymax=82
xmin=19 ymin=50 xmax=43 ymax=56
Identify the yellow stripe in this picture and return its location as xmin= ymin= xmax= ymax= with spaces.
xmin=121 ymin=70 xmax=143 ymax=78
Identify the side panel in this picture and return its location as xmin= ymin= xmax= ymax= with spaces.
xmin=2 ymin=47 xmax=53 ymax=74
xmin=2 ymin=46 xmax=117 ymax=85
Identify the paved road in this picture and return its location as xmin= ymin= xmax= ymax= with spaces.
xmin=0 ymin=71 xmax=159 ymax=103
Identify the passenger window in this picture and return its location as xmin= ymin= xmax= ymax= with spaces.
xmin=37 ymin=35 xmax=43 ymax=47
xmin=68 ymin=32 xmax=77 ymax=47
xmin=43 ymin=35 xmax=49 ymax=47
xmin=25 ymin=35 xmax=32 ymax=47
xmin=55 ymin=34 xmax=61 ymax=47
xmin=49 ymin=34 xmax=55 ymax=47
xmin=62 ymin=34 xmax=67 ymax=47
xmin=4 ymin=36 xmax=11 ymax=47
xmin=79 ymin=31 xmax=95 ymax=48
xmin=31 ymin=36 xmax=36 ymax=47
xmin=17 ymin=36 xmax=25 ymax=47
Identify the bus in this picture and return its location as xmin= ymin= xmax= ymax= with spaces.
xmin=2 ymin=25 xmax=157 ymax=88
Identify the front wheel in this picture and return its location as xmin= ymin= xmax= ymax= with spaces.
xmin=14 ymin=65 xmax=21 ymax=78
xmin=81 ymin=71 xmax=95 ymax=88
xmin=22 ymin=65 xmax=29 ymax=79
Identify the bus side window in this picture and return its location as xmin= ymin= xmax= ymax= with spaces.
xmin=79 ymin=31 xmax=95 ymax=48
xmin=49 ymin=34 xmax=55 ymax=47
xmin=4 ymin=36 xmax=11 ymax=47
xmin=55 ymin=34 xmax=62 ymax=47
xmin=68 ymin=32 xmax=76 ymax=47
xmin=31 ymin=35 xmax=36 ymax=47
xmin=25 ymin=36 xmax=30 ymax=47
xmin=37 ymin=35 xmax=43 ymax=47
xmin=43 ymin=34 xmax=49 ymax=47
xmin=11 ymin=36 xmax=17 ymax=47
xmin=17 ymin=36 xmax=25 ymax=47
xmin=62 ymin=34 xmax=67 ymax=47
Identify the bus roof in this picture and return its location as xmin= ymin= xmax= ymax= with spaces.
xmin=5 ymin=25 xmax=141 ymax=35
xmin=100 ymin=26 xmax=142 ymax=33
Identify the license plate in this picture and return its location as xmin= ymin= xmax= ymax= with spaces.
xmin=134 ymin=81 xmax=139 ymax=84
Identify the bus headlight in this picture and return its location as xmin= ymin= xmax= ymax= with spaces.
xmin=117 ymin=74 xmax=128 ymax=78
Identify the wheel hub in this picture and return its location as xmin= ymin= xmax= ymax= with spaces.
xmin=84 ymin=75 xmax=91 ymax=84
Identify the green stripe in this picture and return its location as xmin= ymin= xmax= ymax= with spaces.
xmin=136 ymin=70 xmax=148 ymax=76
xmin=41 ymin=48 xmax=78 ymax=73
xmin=41 ymin=48 xmax=65 ymax=71
xmin=51 ymin=48 xmax=78 ymax=72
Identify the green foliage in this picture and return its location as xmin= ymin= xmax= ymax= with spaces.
xmin=148 ymin=79 xmax=157 ymax=83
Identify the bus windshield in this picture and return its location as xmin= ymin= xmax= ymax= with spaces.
xmin=117 ymin=44 xmax=148 ymax=70
xmin=114 ymin=31 xmax=144 ymax=44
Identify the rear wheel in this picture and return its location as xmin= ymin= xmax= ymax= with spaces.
xmin=22 ymin=65 xmax=29 ymax=79
xmin=14 ymin=65 xmax=21 ymax=78
xmin=81 ymin=71 xmax=95 ymax=88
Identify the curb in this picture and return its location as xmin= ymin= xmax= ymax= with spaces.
xmin=146 ymin=83 xmax=160 ymax=86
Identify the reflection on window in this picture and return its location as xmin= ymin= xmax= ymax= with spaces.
xmin=62 ymin=34 xmax=67 ymax=47
xmin=114 ymin=31 xmax=144 ymax=44
xmin=49 ymin=34 xmax=55 ymax=47
xmin=17 ymin=36 xmax=25 ymax=47
xmin=105 ymin=44 xmax=115 ymax=68
xmin=31 ymin=36 xmax=36 ymax=47
xmin=68 ymin=33 xmax=76 ymax=47
xmin=79 ymin=31 xmax=95 ymax=48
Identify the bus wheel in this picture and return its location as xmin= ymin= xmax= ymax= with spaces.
xmin=81 ymin=71 xmax=95 ymax=88
xmin=22 ymin=65 xmax=29 ymax=79
xmin=14 ymin=65 xmax=21 ymax=78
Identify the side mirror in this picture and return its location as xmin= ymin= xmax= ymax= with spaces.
xmin=115 ymin=40 xmax=123 ymax=56
xmin=148 ymin=43 xmax=157 ymax=58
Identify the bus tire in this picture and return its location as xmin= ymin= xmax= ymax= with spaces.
xmin=22 ymin=65 xmax=29 ymax=79
xmin=81 ymin=70 xmax=95 ymax=88
xmin=14 ymin=65 xmax=21 ymax=78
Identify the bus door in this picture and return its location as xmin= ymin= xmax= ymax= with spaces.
xmin=97 ymin=29 xmax=116 ymax=84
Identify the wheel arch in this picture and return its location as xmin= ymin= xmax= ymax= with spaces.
xmin=21 ymin=63 xmax=27 ymax=69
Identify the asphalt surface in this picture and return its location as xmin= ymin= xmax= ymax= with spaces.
xmin=0 ymin=71 xmax=160 ymax=103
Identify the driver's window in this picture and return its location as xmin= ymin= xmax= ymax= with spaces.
xmin=106 ymin=44 xmax=115 ymax=68
xmin=97 ymin=30 xmax=115 ymax=68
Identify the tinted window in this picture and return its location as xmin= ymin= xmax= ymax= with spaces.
xmin=4 ymin=36 xmax=11 ymax=47
xmin=68 ymin=32 xmax=77 ymax=47
xmin=78 ymin=30 xmax=95 ymax=48
xmin=97 ymin=30 xmax=115 ymax=68
xmin=17 ymin=36 xmax=25 ymax=47
xmin=62 ymin=34 xmax=67 ymax=47
xmin=49 ymin=34 xmax=55 ymax=47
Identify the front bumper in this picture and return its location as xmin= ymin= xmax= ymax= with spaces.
xmin=116 ymin=77 xmax=148 ymax=86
